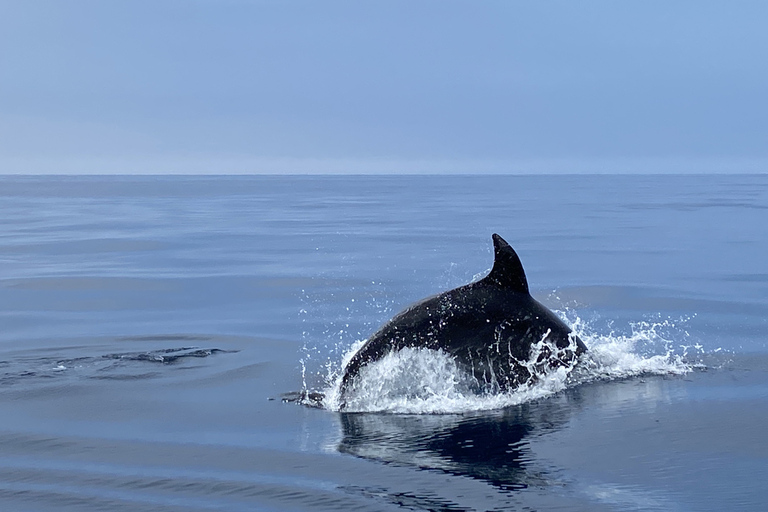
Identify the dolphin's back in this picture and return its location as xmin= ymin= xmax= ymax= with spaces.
xmin=339 ymin=281 xmax=540 ymax=395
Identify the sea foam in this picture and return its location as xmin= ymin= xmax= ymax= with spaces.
xmin=303 ymin=312 xmax=696 ymax=414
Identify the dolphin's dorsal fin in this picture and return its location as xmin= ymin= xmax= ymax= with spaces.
xmin=484 ymin=234 xmax=529 ymax=293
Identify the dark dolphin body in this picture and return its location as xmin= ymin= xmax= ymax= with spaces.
xmin=338 ymin=234 xmax=587 ymax=407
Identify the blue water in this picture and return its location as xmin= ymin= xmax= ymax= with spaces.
xmin=0 ymin=174 xmax=766 ymax=511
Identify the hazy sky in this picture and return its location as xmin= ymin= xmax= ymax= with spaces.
xmin=1 ymin=0 xmax=767 ymax=174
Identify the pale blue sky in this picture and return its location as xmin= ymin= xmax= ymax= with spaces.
xmin=1 ymin=0 xmax=767 ymax=174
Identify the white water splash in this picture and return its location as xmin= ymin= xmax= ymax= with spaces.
xmin=303 ymin=313 xmax=697 ymax=414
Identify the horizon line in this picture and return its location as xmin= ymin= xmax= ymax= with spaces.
xmin=1 ymin=155 xmax=766 ymax=175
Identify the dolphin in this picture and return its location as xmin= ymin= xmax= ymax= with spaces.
xmin=338 ymin=234 xmax=587 ymax=407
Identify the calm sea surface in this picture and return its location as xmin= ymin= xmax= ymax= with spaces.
xmin=0 ymin=174 xmax=766 ymax=511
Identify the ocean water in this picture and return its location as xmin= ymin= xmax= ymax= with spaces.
xmin=0 ymin=174 xmax=766 ymax=511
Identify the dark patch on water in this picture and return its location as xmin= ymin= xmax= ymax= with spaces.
xmin=0 ymin=346 xmax=234 ymax=387
xmin=102 ymin=347 xmax=233 ymax=364
xmin=116 ymin=335 xmax=213 ymax=342
xmin=88 ymin=372 xmax=162 ymax=381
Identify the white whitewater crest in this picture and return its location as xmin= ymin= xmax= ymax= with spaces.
xmin=307 ymin=313 xmax=698 ymax=414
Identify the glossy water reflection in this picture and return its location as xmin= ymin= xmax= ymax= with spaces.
xmin=339 ymin=390 xmax=584 ymax=492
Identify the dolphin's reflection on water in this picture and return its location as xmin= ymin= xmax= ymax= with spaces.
xmin=337 ymin=389 xmax=585 ymax=491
